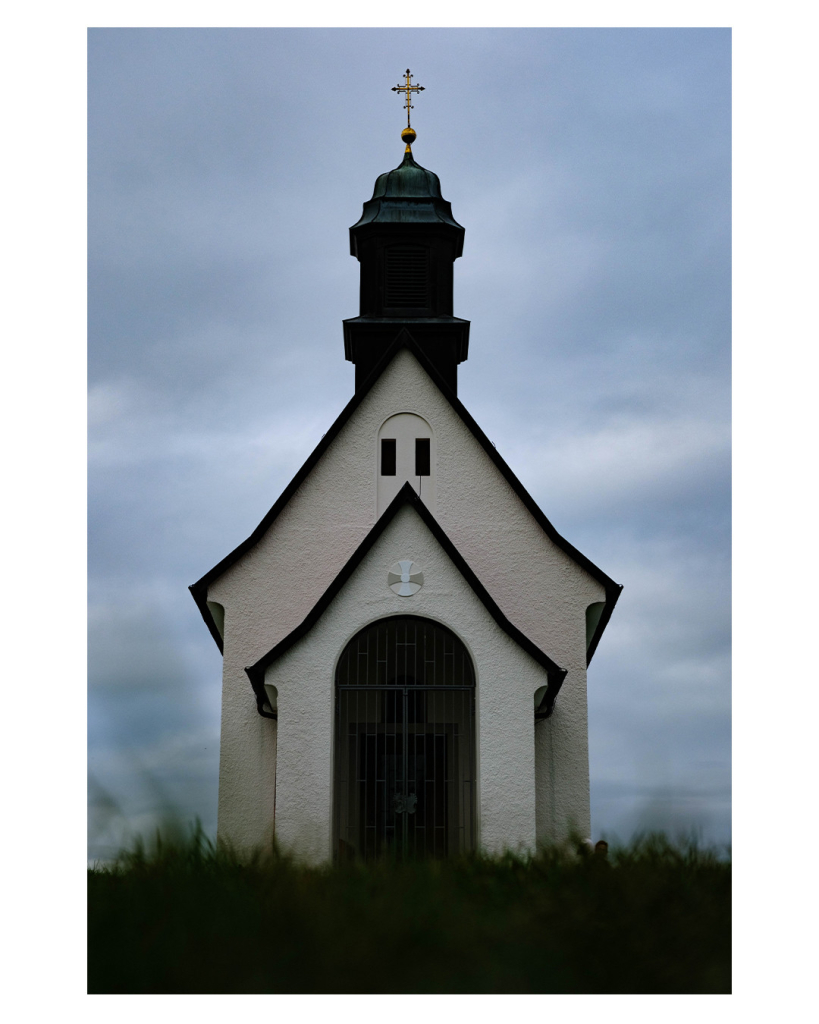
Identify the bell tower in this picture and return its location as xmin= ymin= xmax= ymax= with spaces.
xmin=343 ymin=71 xmax=470 ymax=393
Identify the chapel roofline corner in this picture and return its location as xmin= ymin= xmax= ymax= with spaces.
xmin=244 ymin=482 xmax=568 ymax=720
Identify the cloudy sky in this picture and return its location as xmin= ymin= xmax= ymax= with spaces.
xmin=87 ymin=27 xmax=731 ymax=860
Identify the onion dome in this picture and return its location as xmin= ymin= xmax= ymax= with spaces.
xmin=350 ymin=150 xmax=464 ymax=240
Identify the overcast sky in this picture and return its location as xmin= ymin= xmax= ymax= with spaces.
xmin=87 ymin=27 xmax=731 ymax=860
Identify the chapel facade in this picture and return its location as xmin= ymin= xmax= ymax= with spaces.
xmin=190 ymin=96 xmax=621 ymax=864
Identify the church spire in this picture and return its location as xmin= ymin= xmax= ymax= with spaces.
xmin=343 ymin=72 xmax=470 ymax=394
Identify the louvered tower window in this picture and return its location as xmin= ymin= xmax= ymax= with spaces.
xmin=385 ymin=245 xmax=429 ymax=309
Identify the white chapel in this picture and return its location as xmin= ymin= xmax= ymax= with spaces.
xmin=190 ymin=75 xmax=621 ymax=864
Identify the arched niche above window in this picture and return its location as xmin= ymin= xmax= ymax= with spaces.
xmin=377 ymin=412 xmax=436 ymax=516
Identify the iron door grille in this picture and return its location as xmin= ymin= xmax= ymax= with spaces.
xmin=334 ymin=616 xmax=476 ymax=862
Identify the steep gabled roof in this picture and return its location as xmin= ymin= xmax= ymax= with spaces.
xmin=190 ymin=329 xmax=622 ymax=662
xmin=245 ymin=483 xmax=567 ymax=720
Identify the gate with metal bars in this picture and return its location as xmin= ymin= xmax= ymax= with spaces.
xmin=334 ymin=616 xmax=476 ymax=861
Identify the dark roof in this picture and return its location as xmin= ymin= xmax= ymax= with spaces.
xmin=189 ymin=329 xmax=622 ymax=662
xmin=245 ymin=483 xmax=568 ymax=719
xmin=350 ymin=150 xmax=464 ymax=232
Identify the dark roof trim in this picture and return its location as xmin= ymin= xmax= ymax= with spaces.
xmin=246 ymin=483 xmax=567 ymax=719
xmin=190 ymin=329 xmax=622 ymax=662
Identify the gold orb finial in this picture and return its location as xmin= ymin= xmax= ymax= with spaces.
xmin=401 ymin=126 xmax=417 ymax=152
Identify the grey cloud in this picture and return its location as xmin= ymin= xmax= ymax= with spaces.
xmin=88 ymin=601 xmax=190 ymax=692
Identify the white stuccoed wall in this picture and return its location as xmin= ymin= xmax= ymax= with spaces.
xmin=264 ymin=503 xmax=549 ymax=864
xmin=208 ymin=348 xmax=606 ymax=854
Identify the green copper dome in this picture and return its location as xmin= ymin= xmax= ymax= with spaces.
xmin=372 ymin=150 xmax=443 ymax=199
xmin=350 ymin=150 xmax=464 ymax=231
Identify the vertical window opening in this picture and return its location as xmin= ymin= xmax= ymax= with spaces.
xmin=381 ymin=438 xmax=396 ymax=476
xmin=415 ymin=438 xmax=430 ymax=477
xmin=385 ymin=246 xmax=429 ymax=309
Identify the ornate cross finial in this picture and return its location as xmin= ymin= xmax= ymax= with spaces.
xmin=391 ymin=69 xmax=424 ymax=152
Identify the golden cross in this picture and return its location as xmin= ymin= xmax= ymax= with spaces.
xmin=391 ymin=69 xmax=425 ymax=130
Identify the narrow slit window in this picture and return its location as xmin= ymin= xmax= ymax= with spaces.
xmin=381 ymin=438 xmax=396 ymax=476
xmin=415 ymin=438 xmax=430 ymax=477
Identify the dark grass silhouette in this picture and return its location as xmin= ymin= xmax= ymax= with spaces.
xmin=88 ymin=826 xmax=730 ymax=994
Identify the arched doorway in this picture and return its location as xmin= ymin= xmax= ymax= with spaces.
xmin=334 ymin=616 xmax=476 ymax=861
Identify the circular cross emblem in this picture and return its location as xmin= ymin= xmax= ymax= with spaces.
xmin=388 ymin=560 xmax=424 ymax=597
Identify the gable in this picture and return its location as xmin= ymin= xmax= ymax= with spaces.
xmin=191 ymin=332 xmax=621 ymax=668
xmin=247 ymin=484 xmax=567 ymax=718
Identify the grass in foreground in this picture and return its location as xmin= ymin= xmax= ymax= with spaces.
xmin=88 ymin=829 xmax=730 ymax=994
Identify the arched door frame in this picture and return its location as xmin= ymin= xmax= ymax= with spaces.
xmin=333 ymin=614 xmax=477 ymax=862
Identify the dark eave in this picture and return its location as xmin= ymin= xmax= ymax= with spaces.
xmin=245 ymin=483 xmax=568 ymax=719
xmin=189 ymin=329 xmax=622 ymax=663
